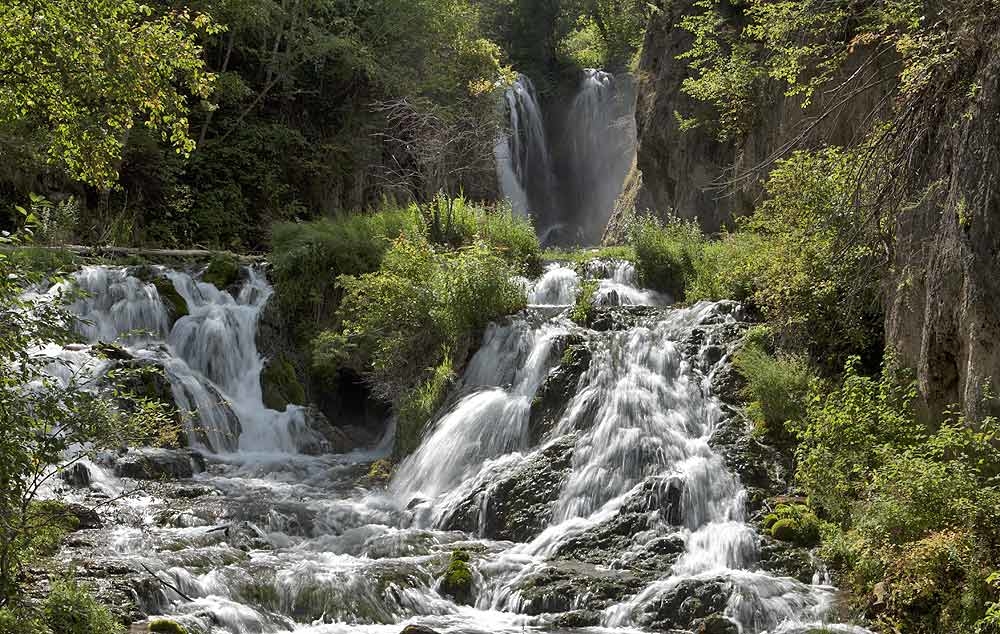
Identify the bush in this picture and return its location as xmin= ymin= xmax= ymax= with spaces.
xmin=316 ymin=236 xmax=525 ymax=433
xmin=686 ymin=232 xmax=761 ymax=303
xmin=733 ymin=340 xmax=816 ymax=442
xmin=571 ymin=280 xmax=598 ymax=326
xmin=43 ymin=579 xmax=123 ymax=634
xmin=0 ymin=608 xmax=50 ymax=634
xmin=631 ymin=216 xmax=704 ymax=300
xmin=396 ymin=356 xmax=455 ymax=458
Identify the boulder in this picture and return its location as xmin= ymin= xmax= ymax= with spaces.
xmin=528 ymin=335 xmax=591 ymax=444
xmin=515 ymin=559 xmax=644 ymax=614
xmin=112 ymin=448 xmax=203 ymax=480
xmin=640 ymin=577 xmax=733 ymax=631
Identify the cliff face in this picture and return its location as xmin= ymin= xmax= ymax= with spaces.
xmin=885 ymin=40 xmax=1000 ymax=420
xmin=623 ymin=0 xmax=1000 ymax=418
xmin=619 ymin=0 xmax=891 ymax=236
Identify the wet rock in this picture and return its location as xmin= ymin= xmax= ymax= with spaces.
xmin=756 ymin=535 xmax=816 ymax=584
xmin=639 ymin=577 xmax=733 ymax=631
xmin=112 ymin=448 xmax=204 ymax=480
xmin=202 ymin=253 xmax=242 ymax=293
xmin=260 ymin=354 xmax=305 ymax=411
xmin=225 ymin=521 xmax=271 ymax=551
xmin=400 ymin=626 xmax=440 ymax=634
xmin=708 ymin=411 xmax=791 ymax=512
xmin=528 ymin=335 xmax=591 ymax=444
xmin=620 ymin=475 xmax=685 ymax=525
xmin=63 ymin=502 xmax=102 ymax=529
xmin=589 ymin=306 xmax=659 ymax=332
xmin=439 ymin=550 xmax=473 ymax=605
xmin=442 ymin=435 xmax=576 ymax=542
xmin=61 ymin=462 xmax=92 ymax=488
xmin=551 ymin=610 xmax=601 ymax=627
xmin=515 ymin=560 xmax=644 ymax=614
xmin=152 ymin=277 xmax=189 ymax=324
xmin=698 ymin=614 xmax=739 ymax=634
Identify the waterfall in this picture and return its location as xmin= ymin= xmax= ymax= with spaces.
xmin=495 ymin=75 xmax=556 ymax=218
xmin=40 ymin=259 xmax=872 ymax=634
xmin=43 ymin=264 xmax=321 ymax=454
xmin=495 ymin=69 xmax=636 ymax=245
xmin=562 ymin=69 xmax=637 ymax=244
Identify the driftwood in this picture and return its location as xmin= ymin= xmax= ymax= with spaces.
xmin=1 ymin=244 xmax=266 ymax=262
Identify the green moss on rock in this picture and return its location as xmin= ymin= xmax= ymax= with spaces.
xmin=149 ymin=619 xmax=188 ymax=634
xmin=367 ymin=458 xmax=393 ymax=485
xmin=203 ymin=253 xmax=240 ymax=289
xmin=261 ymin=355 xmax=306 ymax=410
xmin=152 ymin=277 xmax=188 ymax=321
xmin=440 ymin=549 xmax=473 ymax=604
xmin=766 ymin=504 xmax=821 ymax=547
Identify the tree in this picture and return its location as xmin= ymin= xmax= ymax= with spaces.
xmin=0 ymin=0 xmax=220 ymax=188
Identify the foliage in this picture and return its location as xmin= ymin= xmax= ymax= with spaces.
xmin=571 ymin=280 xmax=598 ymax=326
xmin=631 ymin=216 xmax=704 ymax=300
xmin=148 ymin=619 xmax=189 ymax=634
xmin=202 ymin=253 xmax=240 ymax=289
xmin=540 ymin=245 xmax=636 ymax=266
xmin=0 ymin=0 xmax=219 ymax=188
xmin=733 ymin=340 xmax=816 ymax=442
xmin=0 ymin=608 xmax=50 ymax=634
xmin=396 ymin=356 xmax=455 ymax=458
xmin=791 ymin=355 xmax=1000 ymax=632
xmin=763 ymin=503 xmax=822 ymax=546
xmin=319 ymin=236 xmax=525 ymax=403
xmin=42 ymin=579 xmax=124 ymax=634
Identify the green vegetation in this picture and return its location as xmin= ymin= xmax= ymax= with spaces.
xmin=43 ymin=579 xmax=124 ymax=634
xmin=396 ymin=356 xmax=456 ymax=457
xmin=148 ymin=619 xmax=189 ymax=634
xmin=571 ymin=280 xmax=599 ymax=326
xmin=202 ymin=253 xmax=240 ymax=289
xmin=152 ymin=278 xmax=189 ymax=321
xmin=733 ymin=336 xmax=816 ymax=443
xmin=763 ymin=503 xmax=822 ymax=547
xmin=440 ymin=549 xmax=474 ymax=603
xmin=540 ymin=245 xmax=635 ymax=266
xmin=632 ymin=217 xmax=704 ymax=301
xmin=260 ymin=356 xmax=306 ymax=411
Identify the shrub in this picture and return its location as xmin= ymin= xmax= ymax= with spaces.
xmin=631 ymin=216 xmax=704 ymax=300
xmin=0 ymin=608 xmax=50 ymax=634
xmin=733 ymin=340 xmax=816 ymax=442
xmin=571 ymin=280 xmax=598 ymax=326
xmin=317 ymin=236 xmax=524 ymax=432
xmin=396 ymin=355 xmax=455 ymax=458
xmin=686 ymin=232 xmax=761 ymax=303
xmin=43 ymin=579 xmax=123 ymax=634
xmin=201 ymin=253 xmax=240 ymax=289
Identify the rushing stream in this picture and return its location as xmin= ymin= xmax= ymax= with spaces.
xmin=40 ymin=261 xmax=871 ymax=634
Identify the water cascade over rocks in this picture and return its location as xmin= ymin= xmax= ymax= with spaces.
xmin=43 ymin=260 xmax=873 ymax=634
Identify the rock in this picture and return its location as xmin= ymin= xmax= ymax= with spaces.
xmin=708 ymin=412 xmax=791 ymax=512
xmin=515 ymin=560 xmax=644 ymax=614
xmin=441 ymin=435 xmax=576 ymax=542
xmin=699 ymin=614 xmax=739 ymax=634
xmin=640 ymin=577 xmax=733 ymax=631
xmin=551 ymin=610 xmax=601 ymax=627
xmin=757 ymin=535 xmax=816 ymax=584
xmin=148 ymin=619 xmax=189 ymax=634
xmin=439 ymin=550 xmax=473 ymax=605
xmin=528 ymin=336 xmax=591 ymax=444
xmin=112 ymin=448 xmax=203 ymax=480
xmin=589 ymin=306 xmax=659 ymax=332
xmin=202 ymin=253 xmax=241 ymax=291
xmin=225 ymin=521 xmax=270 ymax=551
xmin=260 ymin=354 xmax=306 ymax=410
xmin=63 ymin=502 xmax=102 ymax=529
xmin=151 ymin=277 xmax=188 ymax=324
xmin=399 ymin=626 xmax=439 ymax=634
xmin=61 ymin=462 xmax=92 ymax=487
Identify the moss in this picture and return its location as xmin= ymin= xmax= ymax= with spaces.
xmin=440 ymin=549 xmax=473 ymax=604
xmin=767 ymin=504 xmax=821 ymax=546
xmin=202 ymin=252 xmax=240 ymax=289
xmin=148 ymin=619 xmax=188 ymax=634
xmin=260 ymin=356 xmax=305 ymax=410
xmin=366 ymin=459 xmax=393 ymax=485
xmin=152 ymin=277 xmax=188 ymax=320
xmin=395 ymin=356 xmax=455 ymax=459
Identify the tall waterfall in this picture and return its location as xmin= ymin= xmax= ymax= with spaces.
xmin=495 ymin=75 xmax=556 ymax=218
xmin=42 ymin=260 xmax=872 ymax=634
xmin=496 ymin=69 xmax=636 ymax=245
xmin=563 ymin=69 xmax=636 ymax=244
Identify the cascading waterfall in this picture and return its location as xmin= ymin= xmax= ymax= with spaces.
xmin=495 ymin=75 xmax=556 ymax=218
xmin=41 ymin=260 xmax=873 ymax=634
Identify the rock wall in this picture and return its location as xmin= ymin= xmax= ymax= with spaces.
xmin=613 ymin=0 xmax=892 ymax=237
xmin=885 ymin=37 xmax=1000 ymax=420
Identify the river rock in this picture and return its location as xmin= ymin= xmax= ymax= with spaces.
xmin=399 ymin=626 xmax=439 ymax=634
xmin=756 ymin=535 xmax=816 ymax=584
xmin=112 ymin=448 xmax=204 ymax=480
xmin=514 ymin=559 xmax=644 ymax=614
xmin=63 ymin=502 xmax=102 ymax=529
xmin=708 ymin=410 xmax=791 ymax=511
xmin=638 ymin=577 xmax=733 ymax=631
xmin=442 ymin=435 xmax=576 ymax=541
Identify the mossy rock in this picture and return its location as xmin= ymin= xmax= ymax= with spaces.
xmin=769 ymin=517 xmax=820 ymax=547
xmin=367 ymin=459 xmax=393 ymax=485
xmin=440 ymin=550 xmax=473 ymax=604
xmin=152 ymin=277 xmax=188 ymax=322
xmin=202 ymin=253 xmax=240 ymax=289
xmin=149 ymin=619 xmax=188 ymax=634
xmin=261 ymin=356 xmax=306 ymax=410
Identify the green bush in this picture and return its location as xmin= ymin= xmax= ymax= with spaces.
xmin=733 ymin=341 xmax=816 ymax=442
xmin=571 ymin=280 xmax=598 ymax=326
xmin=43 ymin=579 xmax=123 ymax=634
xmin=315 ymin=236 xmax=524 ymax=436
xmin=631 ymin=216 xmax=704 ymax=300
xmin=0 ymin=608 xmax=51 ymax=634
xmin=686 ymin=232 xmax=761 ymax=303
xmin=396 ymin=356 xmax=455 ymax=458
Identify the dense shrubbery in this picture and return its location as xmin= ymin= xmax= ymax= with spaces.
xmin=632 ymin=217 xmax=704 ymax=301
xmin=733 ymin=334 xmax=816 ymax=443
xmin=310 ymin=234 xmax=527 ymax=456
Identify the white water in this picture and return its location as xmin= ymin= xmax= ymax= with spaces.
xmin=41 ymin=262 xmax=870 ymax=634
xmin=496 ymin=75 xmax=556 ymax=217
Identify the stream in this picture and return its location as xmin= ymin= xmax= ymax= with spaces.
xmin=39 ymin=260 xmax=871 ymax=634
